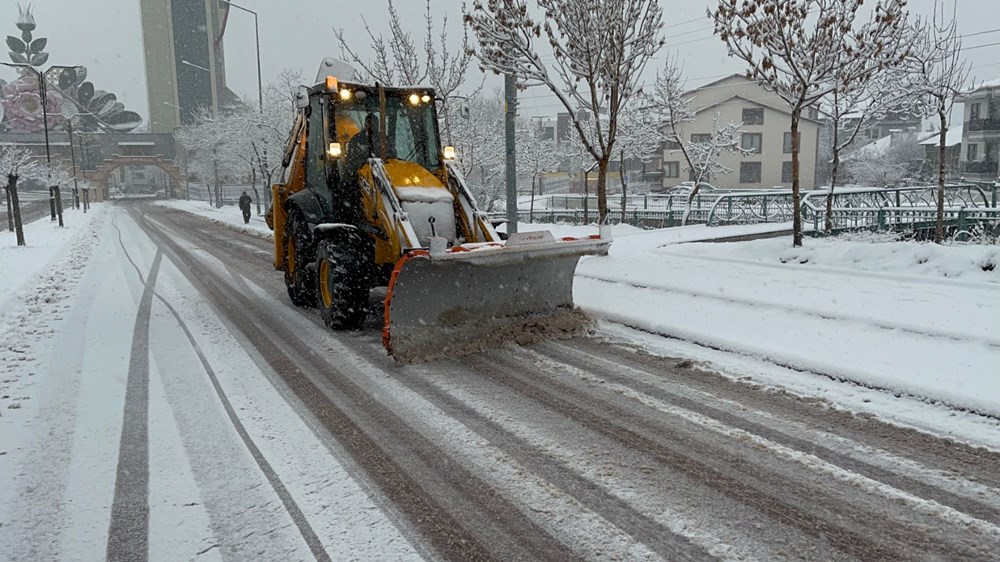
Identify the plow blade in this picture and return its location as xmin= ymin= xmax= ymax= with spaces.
xmin=383 ymin=234 xmax=610 ymax=363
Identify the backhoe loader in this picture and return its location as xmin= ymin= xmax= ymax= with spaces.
xmin=267 ymin=59 xmax=610 ymax=362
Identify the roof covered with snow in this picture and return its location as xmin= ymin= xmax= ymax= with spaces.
xmin=919 ymin=123 xmax=963 ymax=147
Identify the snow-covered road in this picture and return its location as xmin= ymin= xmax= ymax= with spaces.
xmin=2 ymin=202 xmax=999 ymax=561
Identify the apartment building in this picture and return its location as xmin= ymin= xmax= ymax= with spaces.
xmin=957 ymin=79 xmax=1000 ymax=182
xmin=661 ymin=74 xmax=823 ymax=190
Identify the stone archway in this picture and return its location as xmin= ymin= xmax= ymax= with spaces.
xmin=85 ymin=156 xmax=186 ymax=201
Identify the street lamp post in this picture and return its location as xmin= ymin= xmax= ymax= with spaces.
xmin=0 ymin=62 xmax=83 ymax=226
xmin=219 ymin=0 xmax=262 ymax=113
xmin=220 ymin=0 xmax=266 ymax=215
xmin=65 ymin=112 xmax=95 ymax=211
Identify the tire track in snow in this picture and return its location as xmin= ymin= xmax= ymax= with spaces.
xmin=134 ymin=207 xmax=574 ymax=561
xmin=117 ymin=208 xmax=332 ymax=561
xmin=467 ymin=350 xmax=1000 ymax=561
xmin=529 ymin=342 xmax=1000 ymax=527
xmin=106 ymin=248 xmax=161 ymax=562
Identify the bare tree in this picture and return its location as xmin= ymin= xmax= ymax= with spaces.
xmin=820 ymin=67 xmax=912 ymax=233
xmin=900 ymin=4 xmax=970 ymax=243
xmin=1 ymin=145 xmax=42 ymax=246
xmin=647 ymin=60 xmax=750 ymax=224
xmin=336 ymin=0 xmax=475 ymax=143
xmin=843 ymin=133 xmax=924 ymax=188
xmin=711 ymin=0 xmax=911 ymax=246
xmin=450 ymin=89 xmax=507 ymax=208
xmin=615 ymin=97 xmax=665 ymax=221
xmin=466 ymin=0 xmax=664 ymax=223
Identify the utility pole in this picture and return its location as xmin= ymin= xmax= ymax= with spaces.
xmin=504 ymin=74 xmax=518 ymax=234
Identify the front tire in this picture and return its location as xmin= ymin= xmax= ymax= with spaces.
xmin=316 ymin=237 xmax=370 ymax=329
xmin=284 ymin=212 xmax=316 ymax=307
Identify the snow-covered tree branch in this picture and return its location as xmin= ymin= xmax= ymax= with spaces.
xmin=1 ymin=144 xmax=43 ymax=246
xmin=466 ymin=0 xmax=664 ymax=223
xmin=899 ymin=3 xmax=970 ymax=243
xmin=711 ymin=0 xmax=911 ymax=246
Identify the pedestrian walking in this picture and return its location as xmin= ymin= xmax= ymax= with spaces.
xmin=238 ymin=191 xmax=252 ymax=224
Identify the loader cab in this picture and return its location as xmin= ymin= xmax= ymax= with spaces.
xmin=327 ymin=83 xmax=443 ymax=176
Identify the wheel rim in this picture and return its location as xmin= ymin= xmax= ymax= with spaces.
xmin=319 ymin=260 xmax=333 ymax=308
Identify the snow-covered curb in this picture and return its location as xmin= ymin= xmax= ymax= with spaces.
xmin=156 ymin=200 xmax=273 ymax=240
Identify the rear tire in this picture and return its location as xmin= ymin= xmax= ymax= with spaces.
xmin=316 ymin=236 xmax=370 ymax=329
xmin=284 ymin=212 xmax=316 ymax=308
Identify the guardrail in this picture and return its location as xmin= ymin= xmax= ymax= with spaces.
xmin=810 ymin=206 xmax=1000 ymax=239
xmin=505 ymin=183 xmax=1000 ymax=235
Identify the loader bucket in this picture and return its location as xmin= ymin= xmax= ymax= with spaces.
xmin=382 ymin=233 xmax=611 ymax=363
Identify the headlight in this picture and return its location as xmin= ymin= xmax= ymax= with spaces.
xmin=443 ymin=145 xmax=456 ymax=160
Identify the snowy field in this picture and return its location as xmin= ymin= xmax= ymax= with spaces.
xmin=3 ymin=200 xmax=998 ymax=453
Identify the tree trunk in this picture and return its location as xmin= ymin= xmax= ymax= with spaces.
xmin=619 ymin=150 xmax=627 ymax=224
xmin=7 ymin=174 xmax=25 ymax=246
xmin=597 ymin=157 xmax=609 ymax=224
xmin=791 ymin=109 xmax=803 ymax=247
xmin=826 ymin=125 xmax=840 ymax=235
xmin=935 ymin=109 xmax=947 ymax=244
xmin=5 ymin=184 xmax=12 ymax=232
xmin=251 ymin=166 xmax=262 ymax=215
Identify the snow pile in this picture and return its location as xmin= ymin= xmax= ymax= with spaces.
xmin=669 ymin=236 xmax=999 ymax=282
xmin=156 ymin=200 xmax=273 ymax=239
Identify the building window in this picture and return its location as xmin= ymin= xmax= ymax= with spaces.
xmin=742 ymin=108 xmax=764 ymax=125
xmin=740 ymin=162 xmax=762 ymax=184
xmin=663 ymin=161 xmax=680 ymax=178
xmin=782 ymin=161 xmax=793 ymax=183
xmin=691 ymin=133 xmax=712 ymax=143
xmin=783 ymin=132 xmax=801 ymax=154
xmin=663 ymin=140 xmax=681 ymax=150
xmin=970 ymin=103 xmax=981 ymax=120
xmin=968 ymin=143 xmax=978 ymax=161
xmin=742 ymin=133 xmax=763 ymax=154
xmin=987 ymin=142 xmax=998 ymax=162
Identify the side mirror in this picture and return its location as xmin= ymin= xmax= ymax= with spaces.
xmin=295 ymin=86 xmax=310 ymax=109
xmin=459 ymin=102 xmax=470 ymax=120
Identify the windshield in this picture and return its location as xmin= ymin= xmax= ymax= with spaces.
xmin=332 ymin=88 xmax=442 ymax=172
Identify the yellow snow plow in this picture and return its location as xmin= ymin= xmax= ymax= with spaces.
xmin=267 ymin=59 xmax=609 ymax=362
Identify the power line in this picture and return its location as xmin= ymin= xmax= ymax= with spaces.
xmin=667 ymin=25 xmax=713 ymax=40
xmin=965 ymin=40 xmax=1000 ymax=51
xmin=664 ymin=15 xmax=709 ymax=30
xmin=960 ymin=28 xmax=1000 ymax=40
xmin=664 ymin=35 xmax=716 ymax=49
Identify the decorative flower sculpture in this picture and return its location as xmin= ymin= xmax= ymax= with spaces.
xmin=2 ymin=4 xmax=141 ymax=132
xmin=1 ymin=76 xmax=61 ymax=132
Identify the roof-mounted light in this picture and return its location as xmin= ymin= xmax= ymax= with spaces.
xmin=339 ymin=88 xmax=352 ymax=101
xmin=325 ymin=75 xmax=338 ymax=91
xmin=408 ymin=93 xmax=420 ymax=106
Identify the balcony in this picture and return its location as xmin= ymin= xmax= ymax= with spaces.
xmin=966 ymin=118 xmax=1000 ymax=132
xmin=961 ymin=160 xmax=998 ymax=175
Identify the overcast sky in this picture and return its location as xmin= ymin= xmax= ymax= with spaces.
xmin=7 ymin=0 xmax=999 ymax=124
